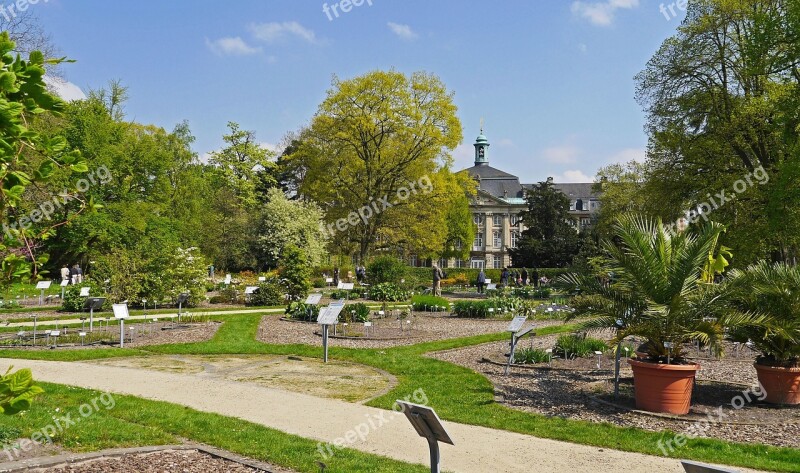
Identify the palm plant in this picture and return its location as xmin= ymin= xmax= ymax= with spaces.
xmin=558 ymin=214 xmax=749 ymax=363
xmin=728 ymin=261 xmax=800 ymax=367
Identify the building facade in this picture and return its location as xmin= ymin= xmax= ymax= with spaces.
xmin=444 ymin=130 xmax=600 ymax=269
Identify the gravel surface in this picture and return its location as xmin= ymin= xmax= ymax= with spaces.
xmin=431 ymin=335 xmax=800 ymax=449
xmin=258 ymin=313 xmax=563 ymax=349
xmin=29 ymin=449 xmax=295 ymax=473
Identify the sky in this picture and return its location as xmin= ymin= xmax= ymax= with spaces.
xmin=34 ymin=0 xmax=687 ymax=184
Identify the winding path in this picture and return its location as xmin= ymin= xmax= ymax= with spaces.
xmin=1 ymin=358 xmax=765 ymax=473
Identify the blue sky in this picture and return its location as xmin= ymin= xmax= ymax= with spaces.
xmin=36 ymin=0 xmax=686 ymax=183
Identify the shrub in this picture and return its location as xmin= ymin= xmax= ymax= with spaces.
xmin=368 ymin=283 xmax=409 ymax=302
xmin=515 ymin=347 xmax=551 ymax=364
xmin=247 ymin=277 xmax=285 ymax=306
xmin=285 ymin=301 xmax=320 ymax=322
xmin=209 ymin=295 xmax=228 ymax=304
xmin=411 ymin=294 xmax=450 ymax=311
xmin=555 ymin=334 xmax=608 ymax=359
xmin=344 ymin=302 xmax=370 ymax=323
xmin=453 ymin=300 xmax=491 ymax=318
xmin=61 ymin=280 xmax=106 ymax=312
xmin=329 ymin=289 xmax=363 ymax=300
xmin=367 ymin=256 xmax=407 ymax=285
xmin=215 ymin=286 xmax=240 ymax=304
xmin=513 ymin=287 xmax=551 ymax=299
xmin=279 ymin=245 xmax=311 ymax=302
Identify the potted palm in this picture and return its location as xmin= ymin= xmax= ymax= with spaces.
xmin=728 ymin=261 xmax=800 ymax=405
xmin=558 ymin=215 xmax=749 ymax=414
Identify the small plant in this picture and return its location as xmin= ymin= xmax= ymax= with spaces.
xmin=411 ymin=294 xmax=449 ymax=311
xmin=285 ymin=301 xmax=320 ymax=322
xmin=61 ymin=280 xmax=106 ymax=312
xmin=368 ymin=283 xmax=409 ymax=302
xmin=555 ymin=334 xmax=608 ymax=359
xmin=247 ymin=277 xmax=284 ymax=306
xmin=344 ymin=303 xmax=370 ymax=323
xmin=0 ymin=367 xmax=43 ymax=415
xmin=514 ymin=347 xmax=551 ymax=364
xmin=367 ymin=256 xmax=406 ymax=284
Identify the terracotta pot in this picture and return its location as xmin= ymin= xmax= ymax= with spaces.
xmin=628 ymin=359 xmax=699 ymax=415
xmin=754 ymin=363 xmax=800 ymax=405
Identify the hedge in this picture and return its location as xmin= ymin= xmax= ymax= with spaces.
xmin=404 ymin=267 xmax=570 ymax=286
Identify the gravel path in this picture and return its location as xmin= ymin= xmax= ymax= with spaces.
xmin=430 ymin=335 xmax=800 ymax=449
xmin=2 ymin=358 xmax=768 ymax=473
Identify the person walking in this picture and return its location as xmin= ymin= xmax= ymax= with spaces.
xmin=70 ymin=264 xmax=77 ymax=285
xmin=521 ymin=268 xmax=529 ymax=286
xmin=500 ymin=267 xmax=510 ymax=287
xmin=476 ymin=269 xmax=486 ymax=294
xmin=75 ymin=264 xmax=83 ymax=284
xmin=432 ymin=263 xmax=444 ymax=297
xmin=532 ymin=269 xmax=540 ymax=288
xmin=60 ymin=265 xmax=70 ymax=284
xmin=333 ymin=267 xmax=340 ymax=287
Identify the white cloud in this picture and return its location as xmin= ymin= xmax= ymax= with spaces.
xmin=571 ymin=0 xmax=639 ymax=26
xmin=249 ymin=21 xmax=317 ymax=44
xmin=578 ymin=43 xmax=588 ymax=53
xmin=608 ymin=147 xmax=646 ymax=164
xmin=553 ymin=170 xmax=594 ymax=183
xmin=44 ymin=77 xmax=87 ymax=101
xmin=542 ymin=144 xmax=580 ymax=164
xmin=387 ymin=22 xmax=418 ymax=41
xmin=206 ymin=37 xmax=262 ymax=56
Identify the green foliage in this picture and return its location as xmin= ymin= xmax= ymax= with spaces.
xmin=329 ymin=288 xmax=363 ymax=300
xmin=411 ymin=294 xmax=449 ymax=311
xmin=160 ymin=247 xmax=208 ymax=306
xmin=510 ymin=177 xmax=580 ymax=268
xmin=367 ymin=256 xmax=407 ymax=284
xmin=512 ymin=287 xmax=551 ymax=299
xmin=247 ymin=277 xmax=284 ymax=307
xmin=278 ymin=245 xmax=310 ymax=302
xmin=0 ymin=425 xmax=20 ymax=444
xmin=728 ymin=261 xmax=800 ymax=366
xmin=60 ymin=280 xmax=105 ymax=312
xmin=554 ymin=334 xmax=608 ymax=359
xmin=367 ymin=282 xmax=409 ymax=302
xmin=0 ymin=367 xmax=43 ymax=415
xmin=344 ymin=302 xmax=370 ymax=323
xmin=514 ymin=347 xmax=551 ymax=364
xmin=285 ymin=301 xmax=320 ymax=322
xmin=452 ymin=298 xmax=521 ymax=318
xmin=209 ymin=122 xmax=275 ymax=206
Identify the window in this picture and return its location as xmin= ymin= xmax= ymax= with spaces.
xmin=575 ymin=199 xmax=584 ymax=211
xmin=493 ymin=230 xmax=502 ymax=248
xmin=409 ymin=255 xmax=418 ymax=267
xmin=470 ymin=258 xmax=485 ymax=269
xmin=473 ymin=234 xmax=483 ymax=249
xmin=454 ymin=239 xmax=462 ymax=250
xmin=510 ymin=214 xmax=519 ymax=226
xmin=440 ymin=258 xmax=448 ymax=269
xmin=511 ymin=231 xmax=520 ymax=248
xmin=493 ymin=215 xmax=502 ymax=227
xmin=569 ymin=201 xmax=575 ymax=211
xmin=581 ymin=217 xmax=591 ymax=228
xmin=473 ymin=214 xmax=483 ymax=225
xmin=493 ymin=257 xmax=503 ymax=269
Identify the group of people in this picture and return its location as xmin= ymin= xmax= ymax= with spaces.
xmin=60 ymin=264 xmax=84 ymax=285
xmin=475 ymin=267 xmax=547 ymax=294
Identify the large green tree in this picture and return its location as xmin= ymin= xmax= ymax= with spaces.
xmin=292 ymin=70 xmax=463 ymax=261
xmin=510 ymin=178 xmax=580 ymax=268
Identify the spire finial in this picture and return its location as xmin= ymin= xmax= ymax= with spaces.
xmin=480 ymin=117 xmax=484 ymax=134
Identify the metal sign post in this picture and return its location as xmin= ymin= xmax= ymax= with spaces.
xmin=396 ymin=401 xmax=454 ymax=473
xmin=84 ymin=298 xmax=106 ymax=333
xmin=177 ymin=293 xmax=190 ymax=321
xmin=305 ymin=293 xmax=322 ymax=320
xmin=317 ymin=303 xmax=344 ymax=363
xmin=60 ymin=279 xmax=69 ymax=299
xmin=112 ymin=303 xmax=130 ymax=348
xmin=36 ymin=281 xmax=51 ymax=305
xmin=505 ymin=316 xmax=534 ymax=375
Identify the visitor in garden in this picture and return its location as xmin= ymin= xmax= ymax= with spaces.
xmin=501 ymin=267 xmax=510 ymax=287
xmin=60 ymin=265 xmax=70 ymax=284
xmin=70 ymin=264 xmax=78 ymax=284
xmin=76 ymin=264 xmax=83 ymax=283
xmin=532 ymin=269 xmax=540 ymax=287
xmin=432 ymin=263 xmax=444 ymax=296
xmin=333 ymin=267 xmax=340 ymax=286
xmin=476 ymin=269 xmax=486 ymax=293
xmin=521 ymin=268 xmax=528 ymax=286
xmin=356 ymin=265 xmax=365 ymax=284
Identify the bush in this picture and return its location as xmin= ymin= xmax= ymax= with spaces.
xmin=285 ymin=301 xmax=320 ymax=322
xmin=368 ymin=283 xmax=409 ymax=302
xmin=555 ymin=334 xmax=608 ymax=359
xmin=344 ymin=302 xmax=370 ymax=323
xmin=247 ymin=277 xmax=285 ymax=306
xmin=515 ymin=347 xmax=551 ymax=364
xmin=513 ymin=287 xmax=551 ymax=299
xmin=411 ymin=294 xmax=450 ymax=311
xmin=61 ymin=280 xmax=107 ymax=312
xmin=209 ymin=295 xmax=228 ymax=304
xmin=329 ymin=289 xmax=363 ymax=300
xmin=279 ymin=245 xmax=311 ymax=302
xmin=367 ymin=257 xmax=407 ymax=285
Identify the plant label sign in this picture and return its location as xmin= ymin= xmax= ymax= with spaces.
xmin=258 ymin=276 xmax=266 ymax=282
xmin=305 ymin=294 xmax=323 ymax=305
xmin=60 ymin=279 xmax=70 ymax=287
xmin=244 ymin=286 xmax=258 ymax=295
xmin=340 ymin=283 xmax=354 ymax=290
xmin=508 ymin=316 xmax=528 ymax=333
xmin=486 ymin=283 xmax=497 ymax=291
xmin=112 ymin=303 xmax=130 ymax=320
xmin=79 ymin=287 xmax=91 ymax=297
xmin=36 ymin=281 xmax=52 ymax=290
xmin=318 ymin=305 xmax=344 ymax=326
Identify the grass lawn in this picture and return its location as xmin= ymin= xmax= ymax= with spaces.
xmin=2 ymin=313 xmax=799 ymax=472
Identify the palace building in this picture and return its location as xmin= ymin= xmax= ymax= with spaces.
xmin=441 ymin=129 xmax=601 ymax=269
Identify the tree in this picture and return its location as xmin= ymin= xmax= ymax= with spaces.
xmin=279 ymin=245 xmax=310 ymax=302
xmin=294 ymin=70 xmax=462 ymax=261
xmin=510 ymin=178 xmax=580 ymax=268
xmin=593 ymin=160 xmax=651 ymax=239
xmin=210 ymin=121 xmax=276 ymax=206
xmin=255 ymin=187 xmax=328 ymax=269
xmin=635 ymin=0 xmax=800 ymax=264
